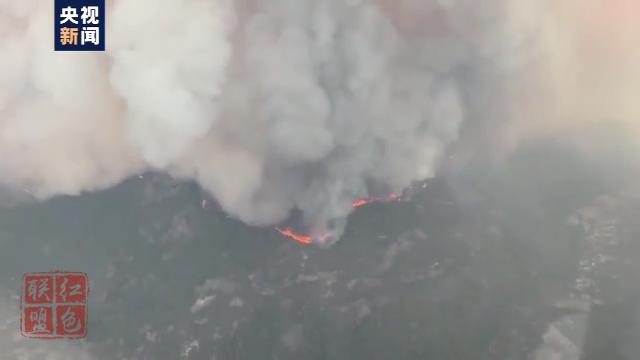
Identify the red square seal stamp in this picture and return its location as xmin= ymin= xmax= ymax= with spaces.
xmin=20 ymin=271 xmax=88 ymax=339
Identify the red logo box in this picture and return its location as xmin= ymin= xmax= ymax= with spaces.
xmin=20 ymin=271 xmax=88 ymax=339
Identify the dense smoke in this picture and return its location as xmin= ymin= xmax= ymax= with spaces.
xmin=1 ymin=0 xmax=638 ymax=244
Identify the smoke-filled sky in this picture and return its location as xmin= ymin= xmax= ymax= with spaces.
xmin=1 ymin=0 xmax=638 ymax=244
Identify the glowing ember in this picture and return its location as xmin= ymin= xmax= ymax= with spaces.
xmin=387 ymin=193 xmax=401 ymax=201
xmin=275 ymin=227 xmax=312 ymax=245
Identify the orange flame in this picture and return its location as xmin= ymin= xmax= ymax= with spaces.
xmin=351 ymin=198 xmax=372 ymax=209
xmin=352 ymin=193 xmax=401 ymax=208
xmin=275 ymin=227 xmax=313 ymax=245
xmin=276 ymin=193 xmax=402 ymax=244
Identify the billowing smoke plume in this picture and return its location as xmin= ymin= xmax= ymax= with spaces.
xmin=1 ymin=0 xmax=638 ymax=244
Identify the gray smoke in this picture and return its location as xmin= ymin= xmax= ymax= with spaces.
xmin=1 ymin=0 xmax=638 ymax=244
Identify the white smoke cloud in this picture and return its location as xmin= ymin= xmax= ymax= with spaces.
xmin=109 ymin=0 xmax=234 ymax=168
xmin=1 ymin=0 xmax=638 ymax=244
xmin=0 ymin=0 xmax=143 ymax=197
